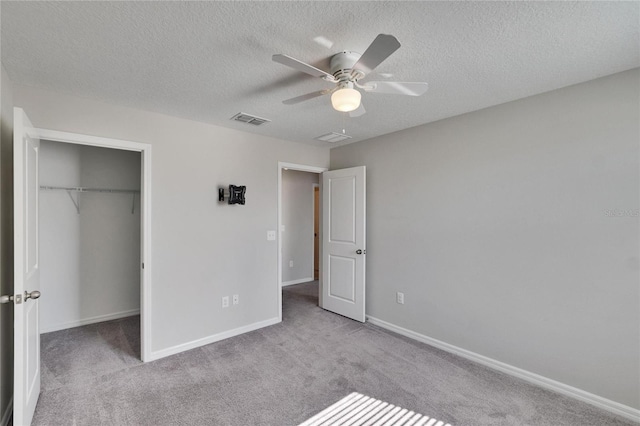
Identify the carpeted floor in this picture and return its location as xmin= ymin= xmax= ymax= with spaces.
xmin=33 ymin=281 xmax=634 ymax=425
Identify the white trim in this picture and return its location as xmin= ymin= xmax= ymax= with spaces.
xmin=40 ymin=309 xmax=140 ymax=334
xmin=366 ymin=316 xmax=640 ymax=423
xmin=140 ymin=146 xmax=152 ymax=362
xmin=148 ymin=317 xmax=280 ymax=361
xmin=33 ymin=127 xmax=153 ymax=362
xmin=278 ymin=162 xmax=327 ymax=174
xmin=1 ymin=397 xmax=12 ymax=426
xmin=312 ymin=183 xmax=319 ymax=281
xmin=13 ymin=108 xmax=28 ymax=426
xmin=34 ymin=128 xmax=148 ymax=152
xmin=282 ymin=278 xmax=315 ymax=287
xmin=277 ymin=162 xmax=327 ymax=322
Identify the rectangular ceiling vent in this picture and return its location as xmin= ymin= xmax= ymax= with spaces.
xmin=315 ymin=132 xmax=352 ymax=143
xmin=230 ymin=112 xmax=271 ymax=126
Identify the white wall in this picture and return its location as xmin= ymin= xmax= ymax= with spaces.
xmin=14 ymin=85 xmax=330 ymax=356
xmin=0 ymin=64 xmax=14 ymax=426
xmin=39 ymin=141 xmax=141 ymax=332
xmin=281 ymin=170 xmax=318 ymax=285
xmin=330 ymin=69 xmax=640 ymax=410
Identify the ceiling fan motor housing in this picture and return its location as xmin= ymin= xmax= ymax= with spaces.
xmin=330 ymin=51 xmax=365 ymax=82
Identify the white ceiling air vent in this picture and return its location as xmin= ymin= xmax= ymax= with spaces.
xmin=231 ymin=112 xmax=271 ymax=126
xmin=315 ymin=132 xmax=352 ymax=143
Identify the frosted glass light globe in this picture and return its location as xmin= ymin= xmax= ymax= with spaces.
xmin=331 ymin=88 xmax=361 ymax=112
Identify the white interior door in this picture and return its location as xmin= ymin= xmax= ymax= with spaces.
xmin=13 ymin=107 xmax=41 ymax=426
xmin=321 ymin=166 xmax=366 ymax=322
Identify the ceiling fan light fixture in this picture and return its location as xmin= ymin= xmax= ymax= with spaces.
xmin=274 ymin=34 xmax=428 ymax=116
xmin=331 ymin=86 xmax=361 ymax=112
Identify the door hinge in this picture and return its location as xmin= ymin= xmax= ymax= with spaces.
xmin=142 ymin=262 xmax=145 ymax=269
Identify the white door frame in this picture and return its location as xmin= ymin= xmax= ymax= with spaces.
xmin=312 ymin=182 xmax=319 ymax=281
xmin=33 ymin=127 xmax=153 ymax=361
xmin=277 ymin=162 xmax=326 ymax=321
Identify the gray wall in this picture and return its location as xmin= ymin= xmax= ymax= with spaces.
xmin=330 ymin=69 xmax=640 ymax=409
xmin=282 ymin=170 xmax=318 ymax=284
xmin=14 ymin=84 xmax=330 ymax=354
xmin=0 ymin=64 xmax=14 ymax=426
xmin=39 ymin=141 xmax=141 ymax=332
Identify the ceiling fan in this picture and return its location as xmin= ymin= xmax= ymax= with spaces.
xmin=272 ymin=34 xmax=429 ymax=117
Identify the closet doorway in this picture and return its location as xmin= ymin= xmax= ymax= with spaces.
xmin=33 ymin=128 xmax=152 ymax=362
xmin=39 ymin=141 xmax=141 ymax=340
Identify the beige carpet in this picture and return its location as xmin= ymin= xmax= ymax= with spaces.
xmin=33 ymin=281 xmax=634 ymax=425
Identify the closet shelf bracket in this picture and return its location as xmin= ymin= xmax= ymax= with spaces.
xmin=40 ymin=186 xmax=140 ymax=214
xmin=66 ymin=190 xmax=80 ymax=214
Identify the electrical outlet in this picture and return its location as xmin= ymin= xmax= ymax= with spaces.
xmin=267 ymin=230 xmax=276 ymax=241
xmin=289 ymin=260 xmax=294 ymax=268
xmin=232 ymin=294 xmax=239 ymax=305
xmin=222 ymin=296 xmax=229 ymax=308
xmin=396 ymin=292 xmax=405 ymax=305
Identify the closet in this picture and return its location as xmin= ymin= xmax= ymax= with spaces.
xmin=39 ymin=140 xmax=141 ymax=337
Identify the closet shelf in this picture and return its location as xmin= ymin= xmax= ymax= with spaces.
xmin=40 ymin=185 xmax=140 ymax=194
xmin=40 ymin=185 xmax=140 ymax=214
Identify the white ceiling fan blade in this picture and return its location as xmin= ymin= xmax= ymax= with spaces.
xmin=364 ymin=81 xmax=429 ymax=96
xmin=282 ymin=89 xmax=333 ymax=105
xmin=272 ymin=54 xmax=336 ymax=82
xmin=352 ymin=34 xmax=401 ymax=74
xmin=349 ymin=103 xmax=366 ymax=117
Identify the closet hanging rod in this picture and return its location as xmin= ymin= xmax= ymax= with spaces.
xmin=39 ymin=185 xmax=140 ymax=194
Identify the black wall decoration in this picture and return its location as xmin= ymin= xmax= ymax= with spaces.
xmin=229 ymin=185 xmax=246 ymax=205
xmin=218 ymin=185 xmax=246 ymax=205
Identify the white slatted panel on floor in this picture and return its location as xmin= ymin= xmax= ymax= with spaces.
xmin=299 ymin=392 xmax=452 ymax=426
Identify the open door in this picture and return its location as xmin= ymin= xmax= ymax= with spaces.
xmin=314 ymin=185 xmax=320 ymax=280
xmin=321 ymin=166 xmax=366 ymax=322
xmin=13 ymin=107 xmax=41 ymax=425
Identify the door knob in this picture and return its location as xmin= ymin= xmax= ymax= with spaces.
xmin=356 ymin=249 xmax=366 ymax=255
xmin=25 ymin=290 xmax=41 ymax=301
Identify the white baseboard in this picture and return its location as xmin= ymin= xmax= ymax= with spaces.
xmin=366 ymin=316 xmax=640 ymax=423
xmin=1 ymin=397 xmax=12 ymax=426
xmin=148 ymin=317 xmax=281 ymax=361
xmin=41 ymin=309 xmax=140 ymax=334
xmin=282 ymin=277 xmax=315 ymax=287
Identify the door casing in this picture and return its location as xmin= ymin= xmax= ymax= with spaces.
xmin=26 ymin=127 xmax=153 ymax=361
xmin=313 ymin=184 xmax=319 ymax=280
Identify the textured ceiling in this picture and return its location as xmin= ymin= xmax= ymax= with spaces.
xmin=2 ymin=1 xmax=638 ymax=147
